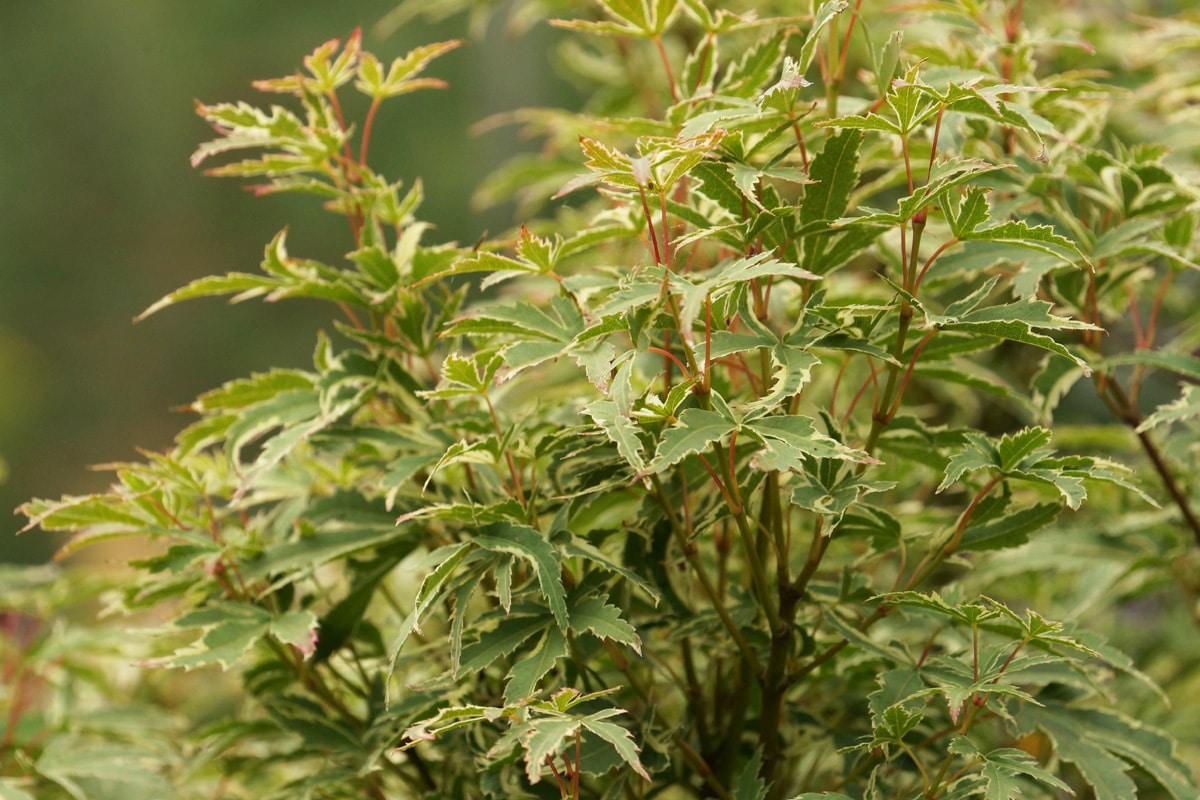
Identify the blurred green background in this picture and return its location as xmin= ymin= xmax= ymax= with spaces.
xmin=0 ymin=2 xmax=571 ymax=562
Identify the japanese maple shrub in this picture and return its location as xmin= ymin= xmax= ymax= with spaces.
xmin=13 ymin=1 xmax=1200 ymax=799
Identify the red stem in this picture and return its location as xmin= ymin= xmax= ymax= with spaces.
xmin=887 ymin=330 xmax=938 ymax=422
xmin=648 ymin=346 xmax=691 ymax=381
xmin=360 ymin=96 xmax=383 ymax=167
xmin=834 ymin=0 xmax=866 ymax=83
xmin=654 ymin=36 xmax=680 ymax=104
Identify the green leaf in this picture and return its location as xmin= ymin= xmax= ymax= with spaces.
xmin=474 ymin=522 xmax=568 ymax=635
xmin=717 ymin=29 xmax=789 ymax=97
xmin=959 ymin=501 xmax=1061 ymax=552
xmin=749 ymin=346 xmax=820 ymax=411
xmin=459 ymin=611 xmax=552 ymax=674
xmin=874 ymin=703 xmax=923 ymax=744
xmin=447 ymin=295 xmax=581 ymax=342
xmin=568 ymin=595 xmax=642 ymax=653
xmin=645 ymin=408 xmax=736 ymax=474
xmin=149 ymin=603 xmax=317 ymax=671
xmin=798 ymin=1 xmax=849 ymax=76
xmin=579 ymin=712 xmax=651 ymax=781
xmin=1017 ymin=705 xmax=1197 ymax=800
xmin=948 ymin=736 xmax=1073 ymax=799
xmin=1103 ymin=349 xmax=1200 ymax=384
xmin=938 ymin=428 xmax=1099 ymax=509
xmin=136 ymin=273 xmax=281 ymax=319
xmin=515 ymin=714 xmax=580 ymax=784
xmin=733 ymin=748 xmax=767 ymax=800
xmin=34 ymin=740 xmax=176 ymax=800
xmin=745 ymin=414 xmax=878 ymax=472
xmin=1138 ymin=384 xmax=1200 ymax=432
xmin=801 ymin=128 xmax=863 ymax=226
xmin=997 ymin=427 xmax=1054 ymax=470
xmin=271 ymin=610 xmax=320 ymax=658
xmin=386 ymin=542 xmax=472 ymax=685
xmin=817 ymin=112 xmax=901 ymax=136
xmin=399 ymin=704 xmax=505 ymax=750
xmin=191 ymin=369 xmax=315 ymax=413
xmin=869 ymin=667 xmax=926 ymax=723
xmin=586 ymin=399 xmax=648 ymax=473
xmin=354 ymin=39 xmax=462 ymax=99
xmin=692 ymin=160 xmax=749 ymax=216
xmin=925 ymin=296 xmax=1096 ymax=374
xmin=561 ymin=537 xmax=661 ymax=605
xmin=960 ymin=215 xmax=1087 ymax=266
xmin=504 ymin=626 xmax=568 ymax=704
xmin=421 ymin=351 xmax=505 ymax=398
xmin=945 ymin=185 xmax=994 ymax=239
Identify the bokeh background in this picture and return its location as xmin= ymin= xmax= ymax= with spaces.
xmin=0 ymin=2 xmax=573 ymax=562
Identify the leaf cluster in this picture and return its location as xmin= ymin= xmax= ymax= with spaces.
xmin=10 ymin=2 xmax=1200 ymax=799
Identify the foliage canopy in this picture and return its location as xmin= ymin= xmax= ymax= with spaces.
xmin=7 ymin=1 xmax=1200 ymax=798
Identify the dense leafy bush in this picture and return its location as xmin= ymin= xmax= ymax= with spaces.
xmin=7 ymin=1 xmax=1200 ymax=798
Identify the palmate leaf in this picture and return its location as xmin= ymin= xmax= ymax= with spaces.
xmin=644 ymin=408 xmax=736 ymax=474
xmin=646 ymin=130 xmax=728 ymax=191
xmin=568 ymin=595 xmax=642 ymax=653
xmin=745 ymin=414 xmax=878 ymax=472
xmin=398 ymin=704 xmax=506 ymax=750
xmin=446 ymin=294 xmax=582 ymax=342
xmin=868 ymin=667 xmax=926 ymax=723
xmin=552 ymin=0 xmax=680 ymax=38
xmin=669 ymin=252 xmax=818 ymax=341
xmin=881 ymin=591 xmax=1002 ymax=627
xmin=1016 ymin=705 xmax=1197 ymax=800
xmin=240 ymin=524 xmax=413 ymax=583
xmin=585 ymin=399 xmax=648 ymax=473
xmin=147 ymin=603 xmax=318 ymax=670
xmin=948 ymin=736 xmax=1073 ymax=799
xmin=518 ymin=714 xmax=580 ymax=782
xmin=135 ymin=273 xmax=283 ymax=319
xmin=138 ymin=230 xmax=372 ymax=319
xmin=923 ymin=295 xmax=1096 ymax=373
xmin=354 ymin=39 xmax=462 ymax=99
xmin=790 ymin=472 xmax=895 ymax=523
xmin=473 ymin=522 xmax=569 ymax=635
xmin=190 ymin=369 xmax=315 ymax=413
xmin=873 ymin=704 xmax=923 ymax=745
xmin=189 ymin=101 xmax=308 ymax=168
xmin=817 ymin=111 xmax=901 ymax=136
xmin=691 ymin=159 xmax=749 ymax=216
xmin=419 ymin=351 xmax=505 ymax=399
xmin=938 ymin=425 xmax=1154 ymax=512
xmin=579 ymin=710 xmax=651 ymax=782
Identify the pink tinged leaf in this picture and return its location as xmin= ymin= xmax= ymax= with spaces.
xmin=631 ymin=156 xmax=652 ymax=186
xmin=298 ymin=627 xmax=319 ymax=659
xmin=947 ymin=696 xmax=963 ymax=725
